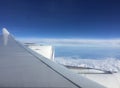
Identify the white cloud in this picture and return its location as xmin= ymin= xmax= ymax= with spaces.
xmin=55 ymin=57 xmax=120 ymax=72
xmin=17 ymin=38 xmax=120 ymax=47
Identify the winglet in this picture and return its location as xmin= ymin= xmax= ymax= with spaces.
xmin=2 ymin=28 xmax=10 ymax=46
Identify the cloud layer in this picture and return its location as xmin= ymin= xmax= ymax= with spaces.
xmin=55 ymin=57 xmax=120 ymax=72
xmin=18 ymin=38 xmax=120 ymax=47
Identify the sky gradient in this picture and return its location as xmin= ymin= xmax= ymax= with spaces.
xmin=0 ymin=0 xmax=120 ymax=39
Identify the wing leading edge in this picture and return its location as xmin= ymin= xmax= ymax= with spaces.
xmin=0 ymin=28 xmax=105 ymax=88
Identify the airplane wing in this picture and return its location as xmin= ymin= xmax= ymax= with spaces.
xmin=0 ymin=28 xmax=105 ymax=88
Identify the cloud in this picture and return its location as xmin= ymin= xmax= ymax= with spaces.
xmin=17 ymin=38 xmax=120 ymax=47
xmin=55 ymin=57 xmax=120 ymax=72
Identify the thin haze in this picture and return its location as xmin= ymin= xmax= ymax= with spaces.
xmin=0 ymin=0 xmax=120 ymax=39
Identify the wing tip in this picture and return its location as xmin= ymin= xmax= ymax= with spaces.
xmin=2 ymin=28 xmax=10 ymax=35
xmin=2 ymin=28 xmax=10 ymax=46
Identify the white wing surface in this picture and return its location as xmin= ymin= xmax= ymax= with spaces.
xmin=0 ymin=28 xmax=105 ymax=88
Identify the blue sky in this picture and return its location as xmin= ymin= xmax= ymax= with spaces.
xmin=0 ymin=0 xmax=120 ymax=39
